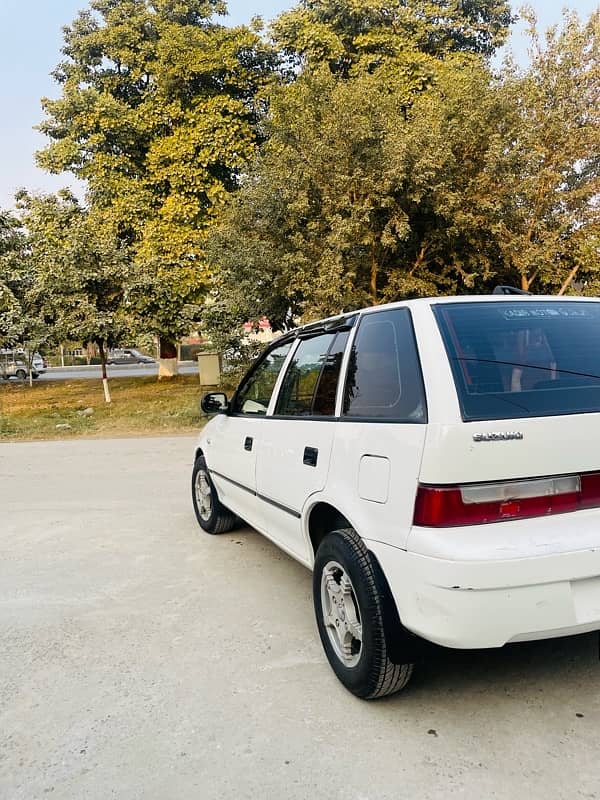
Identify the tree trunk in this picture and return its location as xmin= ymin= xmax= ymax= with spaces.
xmin=97 ymin=340 xmax=111 ymax=403
xmin=158 ymin=336 xmax=179 ymax=378
xmin=558 ymin=265 xmax=580 ymax=296
xmin=370 ymin=253 xmax=378 ymax=303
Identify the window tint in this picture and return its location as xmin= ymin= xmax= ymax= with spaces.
xmin=343 ymin=309 xmax=426 ymax=422
xmin=435 ymin=302 xmax=600 ymax=421
xmin=233 ymin=341 xmax=292 ymax=415
xmin=275 ymin=333 xmax=336 ymax=416
xmin=313 ymin=331 xmax=350 ymax=415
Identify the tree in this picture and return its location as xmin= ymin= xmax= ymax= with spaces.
xmin=202 ymin=0 xmax=514 ymax=341
xmin=0 ymin=210 xmax=57 ymax=386
xmin=0 ymin=211 xmax=27 ymax=347
xmin=271 ymin=0 xmax=514 ymax=78
xmin=37 ymin=0 xmax=278 ymax=372
xmin=206 ymin=6 xmax=600 ymax=341
xmin=17 ymin=191 xmax=133 ymax=401
xmin=206 ymin=57 xmax=506 ymax=328
xmin=479 ymin=9 xmax=600 ymax=293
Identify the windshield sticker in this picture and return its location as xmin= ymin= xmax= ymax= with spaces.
xmin=501 ymin=307 xmax=594 ymax=319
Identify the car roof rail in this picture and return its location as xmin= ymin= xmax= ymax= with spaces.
xmin=492 ymin=285 xmax=532 ymax=295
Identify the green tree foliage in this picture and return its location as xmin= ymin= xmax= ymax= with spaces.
xmin=207 ymin=6 xmax=599 ymax=336
xmin=16 ymin=191 xmax=133 ymax=398
xmin=207 ymin=59 xmax=505 ymax=327
xmin=0 ymin=209 xmax=58 ymax=387
xmin=480 ymin=9 xmax=600 ymax=293
xmin=271 ymin=0 xmax=514 ymax=79
xmin=37 ymin=0 xmax=278 ymax=354
xmin=0 ymin=211 xmax=27 ymax=346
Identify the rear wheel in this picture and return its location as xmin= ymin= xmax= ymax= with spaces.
xmin=191 ymin=455 xmax=237 ymax=535
xmin=15 ymin=369 xmax=26 ymax=380
xmin=313 ymin=528 xmax=414 ymax=699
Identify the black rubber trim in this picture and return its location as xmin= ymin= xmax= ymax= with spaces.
xmin=210 ymin=469 xmax=254 ymax=496
xmin=261 ymin=494 xmax=302 ymax=519
xmin=209 ymin=469 xmax=302 ymax=519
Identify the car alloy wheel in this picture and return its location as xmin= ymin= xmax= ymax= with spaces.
xmin=194 ymin=468 xmax=213 ymax=522
xmin=320 ymin=559 xmax=363 ymax=668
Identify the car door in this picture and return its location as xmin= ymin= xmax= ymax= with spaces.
xmin=326 ymin=307 xmax=429 ymax=551
xmin=255 ymin=330 xmax=351 ymax=562
xmin=205 ymin=339 xmax=294 ymax=530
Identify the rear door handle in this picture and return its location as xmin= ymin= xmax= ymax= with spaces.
xmin=303 ymin=446 xmax=318 ymax=467
xmin=244 ymin=436 xmax=253 ymax=451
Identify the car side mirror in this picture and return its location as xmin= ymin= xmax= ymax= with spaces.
xmin=201 ymin=392 xmax=229 ymax=415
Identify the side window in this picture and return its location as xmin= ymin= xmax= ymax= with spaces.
xmin=275 ymin=333 xmax=336 ymax=416
xmin=233 ymin=341 xmax=293 ymax=415
xmin=312 ymin=331 xmax=350 ymax=415
xmin=343 ymin=309 xmax=426 ymax=422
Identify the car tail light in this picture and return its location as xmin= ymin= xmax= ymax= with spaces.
xmin=413 ymin=472 xmax=600 ymax=527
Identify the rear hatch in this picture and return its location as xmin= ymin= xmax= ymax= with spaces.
xmin=416 ymin=299 xmax=600 ymax=531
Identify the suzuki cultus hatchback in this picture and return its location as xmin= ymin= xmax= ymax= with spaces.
xmin=192 ymin=295 xmax=600 ymax=698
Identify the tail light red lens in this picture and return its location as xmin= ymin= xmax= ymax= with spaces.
xmin=413 ymin=472 xmax=600 ymax=527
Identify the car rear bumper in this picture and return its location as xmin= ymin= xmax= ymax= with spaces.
xmin=366 ymin=538 xmax=600 ymax=649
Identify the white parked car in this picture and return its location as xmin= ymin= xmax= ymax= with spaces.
xmin=0 ymin=349 xmax=45 ymax=377
xmin=0 ymin=358 xmax=39 ymax=380
xmin=192 ymin=293 xmax=600 ymax=698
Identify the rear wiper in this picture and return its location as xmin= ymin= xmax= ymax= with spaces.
xmin=453 ymin=357 xmax=600 ymax=382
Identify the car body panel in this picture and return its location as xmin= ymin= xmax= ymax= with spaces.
xmin=367 ymin=538 xmax=600 ymax=648
xmin=203 ymin=414 xmax=263 ymax=530
xmin=322 ymin=422 xmax=428 ymax=552
xmin=419 ymin=413 xmax=600 ymax=485
xmin=255 ymin=418 xmax=338 ymax=562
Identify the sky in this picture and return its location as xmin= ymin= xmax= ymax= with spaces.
xmin=0 ymin=0 xmax=597 ymax=210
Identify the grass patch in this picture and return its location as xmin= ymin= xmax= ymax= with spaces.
xmin=0 ymin=375 xmax=212 ymax=441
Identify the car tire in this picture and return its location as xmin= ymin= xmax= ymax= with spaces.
xmin=191 ymin=455 xmax=237 ymax=535
xmin=313 ymin=528 xmax=414 ymax=699
xmin=15 ymin=369 xmax=27 ymax=380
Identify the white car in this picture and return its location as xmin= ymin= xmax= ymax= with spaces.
xmin=0 ymin=349 xmax=45 ymax=376
xmin=192 ymin=293 xmax=600 ymax=698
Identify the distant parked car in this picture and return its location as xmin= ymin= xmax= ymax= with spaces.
xmin=106 ymin=348 xmax=155 ymax=365
xmin=1 ymin=359 xmax=39 ymax=380
xmin=0 ymin=349 xmax=46 ymax=374
xmin=29 ymin=352 xmax=46 ymax=373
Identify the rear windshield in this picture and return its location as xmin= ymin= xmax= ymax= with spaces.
xmin=434 ymin=301 xmax=600 ymax=421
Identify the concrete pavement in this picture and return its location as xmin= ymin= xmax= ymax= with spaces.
xmin=1 ymin=436 xmax=599 ymax=799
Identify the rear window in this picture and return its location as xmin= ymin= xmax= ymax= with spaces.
xmin=434 ymin=301 xmax=600 ymax=421
xmin=343 ymin=308 xmax=427 ymax=422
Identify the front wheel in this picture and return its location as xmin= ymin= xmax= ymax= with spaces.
xmin=15 ymin=369 xmax=27 ymax=380
xmin=313 ymin=528 xmax=414 ymax=699
xmin=191 ymin=455 xmax=237 ymax=535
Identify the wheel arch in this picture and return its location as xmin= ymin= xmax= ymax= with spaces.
xmin=306 ymin=501 xmax=354 ymax=562
xmin=307 ymin=503 xmax=422 ymax=664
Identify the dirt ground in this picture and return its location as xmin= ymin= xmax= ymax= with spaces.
xmin=1 ymin=436 xmax=599 ymax=799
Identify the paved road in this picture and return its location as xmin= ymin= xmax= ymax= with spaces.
xmin=34 ymin=363 xmax=199 ymax=381
xmin=1 ymin=437 xmax=599 ymax=800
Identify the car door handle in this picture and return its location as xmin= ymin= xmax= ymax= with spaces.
xmin=244 ymin=436 xmax=253 ymax=452
xmin=303 ymin=446 xmax=318 ymax=467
